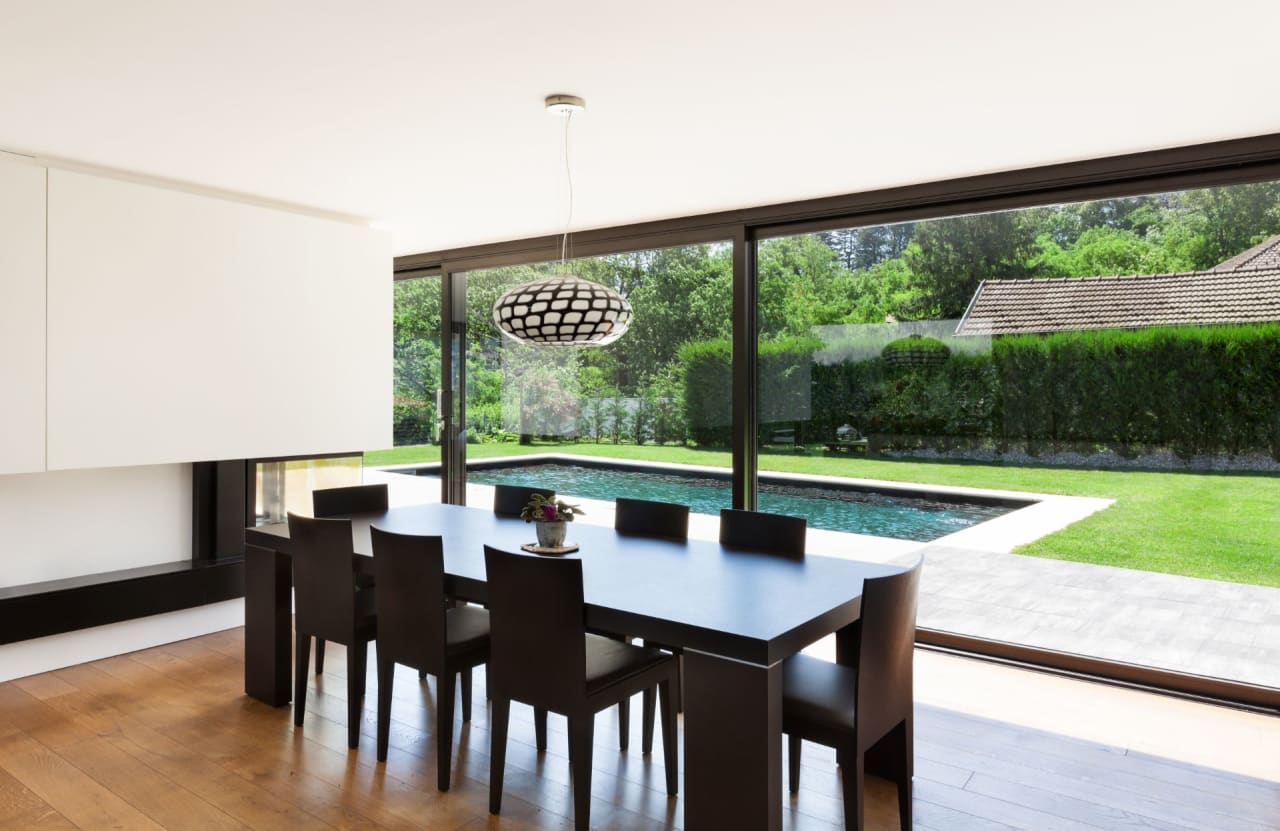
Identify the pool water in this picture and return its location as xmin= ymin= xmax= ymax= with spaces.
xmin=463 ymin=463 xmax=1012 ymax=542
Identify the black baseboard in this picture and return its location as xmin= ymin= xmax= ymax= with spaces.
xmin=0 ymin=558 xmax=244 ymax=645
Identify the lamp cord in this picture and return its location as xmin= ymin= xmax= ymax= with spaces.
xmin=561 ymin=110 xmax=574 ymax=266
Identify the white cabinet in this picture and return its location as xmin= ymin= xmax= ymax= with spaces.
xmin=0 ymin=155 xmax=47 ymax=475
xmin=45 ymin=169 xmax=392 ymax=469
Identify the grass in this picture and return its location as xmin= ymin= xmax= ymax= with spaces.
xmin=364 ymin=442 xmax=1280 ymax=588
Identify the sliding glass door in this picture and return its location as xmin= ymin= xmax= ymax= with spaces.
xmin=753 ymin=183 xmax=1280 ymax=692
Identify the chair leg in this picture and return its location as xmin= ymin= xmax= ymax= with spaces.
xmin=658 ymin=678 xmax=678 ymax=797
xmin=346 ymin=644 xmax=364 ymax=749
xmin=460 ymin=666 xmax=473 ymax=722
xmin=617 ymin=697 xmax=630 ymax=752
xmin=488 ymin=697 xmax=510 ymax=815
xmin=534 ymin=707 xmax=548 ymax=752
xmin=314 ymin=639 xmax=325 ymax=675
xmin=788 ymin=734 xmax=802 ymax=793
xmin=293 ymin=631 xmax=310 ymax=727
xmin=839 ymin=748 xmax=866 ymax=831
xmin=641 ymin=687 xmax=656 ymax=754
xmin=568 ymin=715 xmax=595 ymax=831
xmin=376 ymin=656 xmax=394 ymax=762
xmin=353 ymin=639 xmax=368 ymax=700
xmin=436 ymin=671 xmax=456 ymax=792
xmin=675 ymin=653 xmax=684 ymax=713
xmin=893 ymin=720 xmax=913 ymax=831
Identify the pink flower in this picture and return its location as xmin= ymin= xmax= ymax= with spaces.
xmin=542 ymin=504 xmax=558 ymax=522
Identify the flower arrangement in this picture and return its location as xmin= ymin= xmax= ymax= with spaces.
xmin=520 ymin=493 xmax=585 ymax=524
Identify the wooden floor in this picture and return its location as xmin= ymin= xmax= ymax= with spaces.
xmin=0 ymin=629 xmax=1277 ymax=831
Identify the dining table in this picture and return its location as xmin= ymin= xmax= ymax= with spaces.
xmin=244 ymin=502 xmax=905 ymax=831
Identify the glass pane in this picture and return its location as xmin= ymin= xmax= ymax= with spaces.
xmin=363 ymin=272 xmax=442 ymax=468
xmin=756 ymin=183 xmax=1280 ymax=689
xmin=458 ymin=244 xmax=734 ymax=516
xmin=253 ymin=455 xmax=362 ymax=525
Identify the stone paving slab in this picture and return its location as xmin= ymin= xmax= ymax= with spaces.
xmin=917 ymin=544 xmax=1280 ymax=689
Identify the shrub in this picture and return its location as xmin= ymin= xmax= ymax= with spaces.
xmin=880 ymin=334 xmax=951 ymax=369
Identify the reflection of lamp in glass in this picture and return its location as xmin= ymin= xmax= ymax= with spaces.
xmin=492 ymin=95 xmax=632 ymax=347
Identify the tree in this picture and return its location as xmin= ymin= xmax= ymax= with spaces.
xmin=1160 ymin=183 xmax=1280 ymax=269
xmin=392 ymin=277 xmax=442 ymax=445
xmin=756 ymin=235 xmax=858 ymax=337
xmin=905 ymin=212 xmax=1037 ymax=318
xmin=605 ymin=244 xmax=732 ymax=387
xmin=1032 ymin=227 xmax=1193 ymax=278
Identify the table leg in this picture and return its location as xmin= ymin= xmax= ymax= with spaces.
xmin=245 ymin=544 xmax=291 ymax=706
xmin=683 ymin=650 xmax=782 ymax=831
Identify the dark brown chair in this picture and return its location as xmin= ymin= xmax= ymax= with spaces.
xmin=615 ymin=497 xmax=690 ymax=539
xmin=484 ymin=546 xmax=678 ymax=831
xmin=288 ymin=512 xmax=376 ymax=750
xmin=310 ymin=484 xmax=388 ymax=675
xmin=369 ymin=527 xmax=489 ymax=790
xmin=783 ymin=560 xmax=922 ymax=831
xmin=615 ymin=498 xmax=690 ymax=749
xmin=719 ymin=508 xmax=807 ymax=558
xmin=313 ymin=483 xmax=389 ymax=518
xmin=491 ymin=484 xmax=555 ymax=517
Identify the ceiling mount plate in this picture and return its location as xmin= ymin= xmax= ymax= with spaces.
xmin=545 ymin=94 xmax=586 ymax=115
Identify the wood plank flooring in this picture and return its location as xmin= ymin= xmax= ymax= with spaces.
xmin=0 ymin=628 xmax=1276 ymax=830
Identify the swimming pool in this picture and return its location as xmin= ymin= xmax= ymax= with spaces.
xmin=441 ymin=460 xmax=1021 ymax=542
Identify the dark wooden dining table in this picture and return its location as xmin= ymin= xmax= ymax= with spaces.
xmin=244 ymin=502 xmax=904 ymax=831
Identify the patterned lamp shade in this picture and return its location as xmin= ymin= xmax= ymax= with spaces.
xmin=492 ymin=274 xmax=633 ymax=346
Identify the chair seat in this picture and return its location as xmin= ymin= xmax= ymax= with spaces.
xmin=446 ymin=605 xmax=491 ymax=654
xmin=783 ymin=653 xmax=858 ymax=731
xmin=585 ymin=633 xmax=670 ymax=694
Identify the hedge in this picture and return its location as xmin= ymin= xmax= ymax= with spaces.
xmin=680 ymin=337 xmax=823 ymax=445
xmin=994 ymin=325 xmax=1280 ymax=457
xmin=681 ymin=324 xmax=1280 ymax=459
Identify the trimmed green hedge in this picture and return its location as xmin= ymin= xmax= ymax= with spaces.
xmin=995 ymin=325 xmax=1280 ymax=457
xmin=681 ymin=324 xmax=1280 ymax=458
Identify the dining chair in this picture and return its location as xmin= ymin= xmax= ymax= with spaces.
xmin=313 ymin=483 xmax=389 ymax=517
xmin=484 ymin=545 xmax=679 ymax=831
xmin=719 ymin=508 xmax=807 ymax=557
xmin=492 ymin=484 xmax=556 ymax=517
xmin=287 ymin=512 xmax=377 ymax=749
xmin=783 ymin=560 xmax=922 ymax=831
xmin=615 ymin=498 xmax=691 ymax=749
xmin=310 ymin=484 xmax=388 ymax=675
xmin=614 ymin=497 xmax=690 ymax=539
xmin=369 ymin=526 xmax=490 ymax=790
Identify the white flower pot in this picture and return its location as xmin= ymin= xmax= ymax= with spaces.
xmin=536 ymin=520 xmax=567 ymax=548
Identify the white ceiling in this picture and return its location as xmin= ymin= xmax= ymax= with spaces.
xmin=2 ymin=0 xmax=1278 ymax=257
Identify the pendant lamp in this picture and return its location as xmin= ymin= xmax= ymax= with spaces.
xmin=492 ymin=95 xmax=632 ymax=347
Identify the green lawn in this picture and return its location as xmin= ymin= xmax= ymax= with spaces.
xmin=364 ymin=443 xmax=1280 ymax=588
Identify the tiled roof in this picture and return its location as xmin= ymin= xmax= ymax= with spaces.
xmin=954 ymin=267 xmax=1280 ymax=336
xmin=1212 ymin=233 xmax=1280 ymax=271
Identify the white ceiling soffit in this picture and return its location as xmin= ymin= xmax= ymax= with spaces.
xmin=1 ymin=0 xmax=1278 ymax=257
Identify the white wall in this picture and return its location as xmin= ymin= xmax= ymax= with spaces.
xmin=46 ymin=168 xmax=392 ymax=469
xmin=0 ymin=159 xmax=392 ymax=676
xmin=0 ymin=464 xmax=191 ymax=588
xmin=0 ymin=154 xmax=47 ymax=475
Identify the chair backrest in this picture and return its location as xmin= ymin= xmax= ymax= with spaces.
xmin=492 ymin=484 xmax=556 ymax=517
xmin=719 ymin=509 xmax=807 ymax=557
xmin=312 ymin=483 xmax=389 ymax=517
xmin=483 ymin=546 xmax=586 ymax=710
xmin=614 ymin=498 xmax=690 ymax=540
xmin=288 ymin=513 xmax=357 ymax=642
xmin=370 ymin=526 xmax=447 ymax=673
xmin=855 ymin=560 xmax=922 ymax=742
